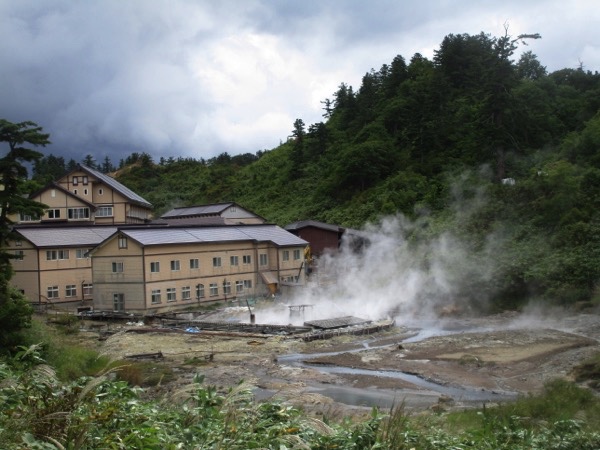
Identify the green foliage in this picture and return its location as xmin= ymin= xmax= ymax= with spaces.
xmin=0 ymin=288 xmax=34 ymax=354
xmin=2 ymin=342 xmax=600 ymax=449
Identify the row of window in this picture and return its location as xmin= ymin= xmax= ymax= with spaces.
xmin=148 ymin=254 xmax=265 ymax=273
xmin=21 ymin=206 xmax=112 ymax=222
xmin=150 ymin=280 xmax=253 ymax=304
xmin=46 ymin=283 xmax=93 ymax=299
xmin=282 ymin=249 xmax=302 ymax=261
xmin=46 ymin=248 xmax=91 ymax=261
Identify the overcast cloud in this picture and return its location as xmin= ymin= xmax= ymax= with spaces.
xmin=1 ymin=0 xmax=598 ymax=164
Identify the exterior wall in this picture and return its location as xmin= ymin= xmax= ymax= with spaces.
xmin=92 ymin=233 xmax=145 ymax=311
xmin=10 ymin=240 xmax=95 ymax=306
xmin=35 ymin=188 xmax=92 ymax=223
xmin=9 ymin=239 xmax=40 ymax=302
xmin=220 ymin=205 xmax=265 ymax=224
xmin=296 ymin=227 xmax=340 ymax=256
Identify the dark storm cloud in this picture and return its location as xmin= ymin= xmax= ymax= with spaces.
xmin=0 ymin=0 xmax=597 ymax=164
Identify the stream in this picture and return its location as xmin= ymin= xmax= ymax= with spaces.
xmin=271 ymin=326 xmax=518 ymax=409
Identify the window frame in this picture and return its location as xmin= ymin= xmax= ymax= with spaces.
xmin=65 ymin=285 xmax=77 ymax=297
xmin=150 ymin=261 xmax=160 ymax=273
xmin=190 ymin=258 xmax=199 ymax=269
xmin=112 ymin=262 xmax=124 ymax=273
xmin=47 ymin=286 xmax=59 ymax=299
xmin=151 ymin=289 xmax=161 ymax=304
xmin=170 ymin=260 xmax=180 ymax=271
xmin=166 ymin=287 xmax=177 ymax=302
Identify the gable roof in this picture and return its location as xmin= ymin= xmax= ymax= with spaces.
xmin=29 ymin=182 xmax=97 ymax=209
xmin=160 ymin=202 xmax=265 ymax=222
xmin=285 ymin=220 xmax=345 ymax=233
xmin=14 ymin=225 xmax=118 ymax=247
xmin=161 ymin=202 xmax=234 ymax=218
xmin=73 ymin=165 xmax=152 ymax=208
xmin=100 ymin=224 xmax=308 ymax=249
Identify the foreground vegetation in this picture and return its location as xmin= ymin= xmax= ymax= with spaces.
xmin=1 ymin=319 xmax=600 ymax=449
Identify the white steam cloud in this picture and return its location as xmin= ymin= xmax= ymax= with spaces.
xmin=260 ymin=209 xmax=502 ymax=327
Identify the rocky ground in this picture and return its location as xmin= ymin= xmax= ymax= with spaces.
xmin=90 ymin=307 xmax=600 ymax=417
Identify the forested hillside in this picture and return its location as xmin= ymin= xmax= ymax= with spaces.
xmin=33 ymin=31 xmax=600 ymax=309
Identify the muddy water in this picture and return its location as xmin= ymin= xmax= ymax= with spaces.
xmin=276 ymin=325 xmax=518 ymax=409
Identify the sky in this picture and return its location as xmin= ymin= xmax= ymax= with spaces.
xmin=1 ymin=0 xmax=598 ymax=165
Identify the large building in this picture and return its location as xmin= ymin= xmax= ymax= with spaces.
xmin=12 ymin=164 xmax=153 ymax=225
xmin=91 ymin=224 xmax=308 ymax=313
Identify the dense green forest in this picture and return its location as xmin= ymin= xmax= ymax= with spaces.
xmin=33 ymin=31 xmax=600 ymax=309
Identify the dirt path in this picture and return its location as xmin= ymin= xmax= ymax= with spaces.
xmin=96 ymin=310 xmax=600 ymax=415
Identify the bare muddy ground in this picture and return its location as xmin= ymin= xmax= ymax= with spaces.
xmin=95 ymin=309 xmax=600 ymax=416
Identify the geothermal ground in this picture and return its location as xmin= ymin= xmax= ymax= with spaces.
xmin=92 ymin=305 xmax=600 ymax=416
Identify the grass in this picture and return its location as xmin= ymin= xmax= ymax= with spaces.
xmin=23 ymin=316 xmax=111 ymax=380
xmin=444 ymin=378 xmax=600 ymax=434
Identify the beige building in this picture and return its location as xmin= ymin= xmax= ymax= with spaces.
xmin=9 ymin=226 xmax=117 ymax=308
xmin=12 ymin=164 xmax=153 ymax=225
xmin=91 ymin=224 xmax=308 ymax=313
xmin=159 ymin=202 xmax=266 ymax=225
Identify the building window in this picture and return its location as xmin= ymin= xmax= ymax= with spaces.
xmin=46 ymin=250 xmax=69 ymax=260
xmin=182 ymin=286 xmax=191 ymax=300
xmin=243 ymin=255 xmax=251 ymax=264
xmin=98 ymin=188 xmax=103 ymax=195
xmin=243 ymin=280 xmax=253 ymax=289
xmin=47 ymin=209 xmax=61 ymax=219
xmin=223 ymin=281 xmax=231 ymax=295
xmin=166 ymin=288 xmax=176 ymax=302
xmin=65 ymin=285 xmax=77 ymax=297
xmin=112 ymin=262 xmax=124 ymax=273
xmin=47 ymin=286 xmax=59 ymax=299
xmin=14 ymin=250 xmax=24 ymax=261
xmin=96 ymin=206 xmax=113 ymax=217
xmin=196 ymin=284 xmax=205 ymax=299
xmin=20 ymin=213 xmax=39 ymax=222
xmin=259 ymin=253 xmax=268 ymax=266
xmin=113 ymin=293 xmax=124 ymax=311
xmin=76 ymin=248 xmax=89 ymax=259
xmin=150 ymin=261 xmax=160 ymax=273
xmin=282 ymin=250 xmax=289 ymax=261
xmin=170 ymin=260 xmax=180 ymax=271
xmin=209 ymin=283 xmax=218 ymax=296
xmin=73 ymin=176 xmax=78 ymax=185
xmin=294 ymin=249 xmax=301 ymax=260
xmin=84 ymin=189 xmax=88 ymax=195
xmin=83 ymin=283 xmax=93 ymax=296
xmin=82 ymin=176 xmax=88 ymax=185
xmin=190 ymin=258 xmax=199 ymax=269
xmin=230 ymin=255 xmax=239 ymax=266
xmin=67 ymin=207 xmax=90 ymax=220
xmin=73 ymin=189 xmax=78 ymax=195
xmin=213 ymin=257 xmax=221 ymax=267
xmin=151 ymin=289 xmax=161 ymax=304
xmin=118 ymin=236 xmax=127 ymax=249
xmin=51 ymin=189 xmax=56 ymax=198
xmin=15 ymin=240 xmax=22 ymax=247
xmin=236 ymin=281 xmax=244 ymax=293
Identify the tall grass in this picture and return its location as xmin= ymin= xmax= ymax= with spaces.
xmin=22 ymin=316 xmax=110 ymax=380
